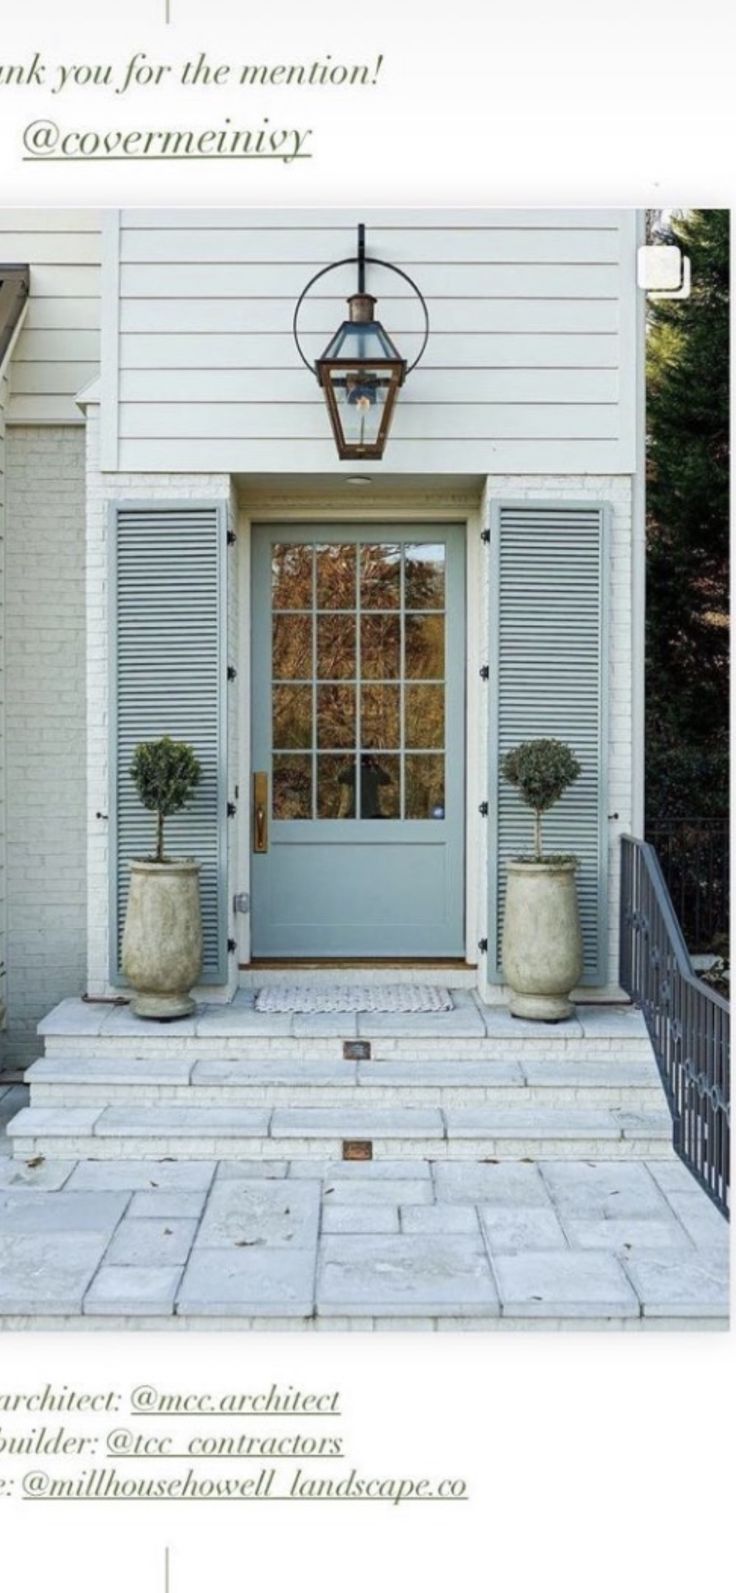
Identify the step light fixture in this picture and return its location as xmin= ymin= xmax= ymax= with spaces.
xmin=292 ymin=223 xmax=429 ymax=460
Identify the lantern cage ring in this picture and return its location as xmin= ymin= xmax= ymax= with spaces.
xmin=292 ymin=254 xmax=430 ymax=377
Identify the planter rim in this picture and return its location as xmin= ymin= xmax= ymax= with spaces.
xmin=128 ymin=857 xmax=200 ymax=874
xmin=506 ymin=857 xmax=578 ymax=875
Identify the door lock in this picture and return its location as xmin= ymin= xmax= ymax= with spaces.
xmin=253 ymin=772 xmax=269 ymax=853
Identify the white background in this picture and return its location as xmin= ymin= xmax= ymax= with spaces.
xmin=1 ymin=2 xmax=734 ymax=1589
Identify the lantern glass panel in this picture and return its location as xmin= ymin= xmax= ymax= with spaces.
xmin=324 ymin=366 xmax=394 ymax=453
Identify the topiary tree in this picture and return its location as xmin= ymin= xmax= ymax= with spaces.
xmin=502 ymin=738 xmax=581 ymax=861
xmin=130 ymin=737 xmax=201 ymax=863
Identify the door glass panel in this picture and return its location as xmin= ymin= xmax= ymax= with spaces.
xmin=360 ymin=543 xmax=401 ymax=609
xmin=273 ymin=684 xmax=312 ymax=748
xmin=361 ymin=684 xmax=400 ymax=749
xmin=317 ymin=684 xmax=356 ymax=748
xmin=361 ymin=613 xmax=400 ymax=679
xmin=361 ymin=753 xmax=400 ymax=819
xmin=273 ymin=614 xmax=312 ymax=680
xmin=316 ymin=543 xmax=356 ymax=609
xmin=317 ymin=755 xmax=356 ymax=818
xmin=405 ymin=543 xmax=445 ymax=609
xmin=405 ymin=684 xmax=444 ymax=749
xmin=405 ymin=754 xmax=445 ymax=819
xmin=272 ymin=544 xmax=313 ymax=609
xmin=317 ymin=615 xmax=356 ymax=680
xmin=405 ymin=613 xmax=444 ymax=680
xmin=273 ymin=754 xmax=312 ymax=819
xmin=269 ymin=537 xmax=448 ymax=823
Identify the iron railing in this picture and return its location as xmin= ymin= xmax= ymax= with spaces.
xmin=620 ymin=835 xmax=730 ymax=1217
xmin=646 ymin=817 xmax=729 ymax=953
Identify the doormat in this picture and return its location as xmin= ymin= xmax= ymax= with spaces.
xmin=254 ymin=985 xmax=454 ymax=1015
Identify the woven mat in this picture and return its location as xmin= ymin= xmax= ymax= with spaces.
xmin=254 ymin=985 xmax=454 ymax=1015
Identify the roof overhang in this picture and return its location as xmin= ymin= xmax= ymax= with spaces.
xmin=0 ymin=265 xmax=30 ymax=370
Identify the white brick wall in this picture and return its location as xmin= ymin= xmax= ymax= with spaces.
xmin=84 ymin=404 xmax=234 ymax=998
xmin=0 ymin=368 xmax=9 ymax=1026
xmin=3 ymin=425 xmax=87 ymax=1063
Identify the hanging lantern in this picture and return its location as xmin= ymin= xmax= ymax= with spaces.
xmin=293 ymin=224 xmax=429 ymax=461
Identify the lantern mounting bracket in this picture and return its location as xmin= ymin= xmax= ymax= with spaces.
xmin=292 ymin=223 xmax=430 ymax=378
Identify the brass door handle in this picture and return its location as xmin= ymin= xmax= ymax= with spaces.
xmin=253 ymin=772 xmax=268 ymax=853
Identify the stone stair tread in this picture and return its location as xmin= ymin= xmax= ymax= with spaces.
xmin=270 ymin=1108 xmax=445 ymax=1139
xmin=191 ymin=1059 xmax=356 ymax=1086
xmin=8 ymin=1107 xmax=103 ymax=1137
xmin=445 ymin=1107 xmax=620 ymax=1137
xmin=27 ymin=1057 xmax=195 ymax=1085
xmin=96 ymin=1107 xmax=271 ymax=1137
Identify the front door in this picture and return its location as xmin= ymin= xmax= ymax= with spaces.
xmin=250 ymin=524 xmax=465 ymax=957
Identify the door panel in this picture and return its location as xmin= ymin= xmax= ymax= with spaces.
xmin=251 ymin=524 xmax=465 ymax=957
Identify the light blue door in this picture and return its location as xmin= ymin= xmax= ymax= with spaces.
xmin=251 ymin=524 xmax=466 ymax=957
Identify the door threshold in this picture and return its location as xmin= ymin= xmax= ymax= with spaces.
xmin=244 ymin=958 xmax=476 ymax=971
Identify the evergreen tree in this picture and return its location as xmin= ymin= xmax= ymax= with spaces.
xmin=646 ymin=209 xmax=729 ymax=820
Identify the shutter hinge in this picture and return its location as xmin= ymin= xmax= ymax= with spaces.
xmin=479 ymin=664 xmax=489 ymax=681
xmin=227 ymin=664 xmax=237 ymax=682
xmin=227 ymin=801 xmax=237 ymax=818
xmin=227 ymin=938 xmax=237 ymax=955
xmin=227 ymin=528 xmax=236 ymax=546
xmin=478 ymin=801 xmax=489 ymax=818
xmin=481 ymin=527 xmax=491 ymax=544
xmin=478 ymin=937 xmax=488 ymax=954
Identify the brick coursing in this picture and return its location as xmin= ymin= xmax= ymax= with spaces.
xmin=3 ymin=425 xmax=87 ymax=1063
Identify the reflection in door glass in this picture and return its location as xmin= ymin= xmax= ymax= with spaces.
xmin=405 ymin=543 xmax=445 ymax=609
xmin=405 ymin=684 xmax=445 ymax=749
xmin=317 ymin=684 xmax=356 ymax=748
xmin=273 ymin=614 xmax=312 ymax=680
xmin=360 ymin=753 xmax=400 ymax=819
xmin=405 ymin=754 xmax=445 ymax=819
xmin=273 ymin=754 xmax=312 ymax=819
xmin=405 ymin=612 xmax=444 ymax=679
xmin=361 ymin=613 xmax=400 ymax=679
xmin=273 ymin=684 xmax=312 ymax=748
xmin=317 ymin=614 xmax=356 ymax=680
xmin=317 ymin=755 xmax=356 ymax=818
xmin=316 ymin=544 xmax=356 ymax=609
xmin=361 ymin=684 xmax=400 ymax=749
xmin=272 ymin=544 xmax=313 ymax=609
xmin=360 ymin=544 xmax=401 ymax=609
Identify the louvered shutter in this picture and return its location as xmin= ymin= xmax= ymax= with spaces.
xmin=110 ymin=503 xmax=227 ymax=984
xmin=489 ymin=502 xmax=609 ymax=984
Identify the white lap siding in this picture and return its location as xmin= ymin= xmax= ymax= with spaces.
xmin=3 ymin=426 xmax=87 ymax=1063
xmin=107 ymin=209 xmax=637 ymax=476
xmin=0 ymin=211 xmax=101 ymax=426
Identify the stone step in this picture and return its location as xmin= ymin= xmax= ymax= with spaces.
xmin=38 ymin=997 xmax=655 ymax=1064
xmin=8 ymin=1102 xmax=673 ymax=1163
xmin=25 ymin=1054 xmax=666 ymax=1111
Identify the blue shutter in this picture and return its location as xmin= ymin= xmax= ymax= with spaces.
xmin=110 ymin=503 xmax=228 ymax=983
xmin=489 ymin=502 xmax=609 ymax=984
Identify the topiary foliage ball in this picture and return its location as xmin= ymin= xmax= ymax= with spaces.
xmin=130 ymin=737 xmax=201 ymax=862
xmin=502 ymin=738 xmax=581 ymax=860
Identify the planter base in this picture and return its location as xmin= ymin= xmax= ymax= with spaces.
xmin=509 ymin=992 xmax=574 ymax=1023
xmin=131 ymin=992 xmax=196 ymax=1021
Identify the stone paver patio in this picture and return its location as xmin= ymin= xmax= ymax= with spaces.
xmin=0 ymin=1082 xmax=728 ymax=1329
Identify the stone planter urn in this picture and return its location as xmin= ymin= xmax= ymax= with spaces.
xmin=122 ymin=858 xmax=202 ymax=1019
xmin=502 ymin=858 xmax=583 ymax=1021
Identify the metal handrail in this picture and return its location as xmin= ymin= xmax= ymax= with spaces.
xmin=620 ymin=835 xmax=730 ymax=1217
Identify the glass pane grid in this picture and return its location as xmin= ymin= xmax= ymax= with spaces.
xmin=270 ymin=539 xmax=447 ymax=822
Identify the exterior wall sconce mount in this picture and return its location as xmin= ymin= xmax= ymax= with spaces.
xmin=292 ymin=223 xmax=430 ymax=459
